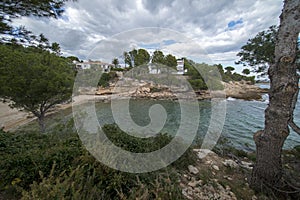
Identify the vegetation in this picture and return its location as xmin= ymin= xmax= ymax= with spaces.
xmin=98 ymin=72 xmax=118 ymax=88
xmin=0 ymin=0 xmax=70 ymax=47
xmin=0 ymin=44 xmax=75 ymax=132
xmin=242 ymin=68 xmax=251 ymax=75
xmin=112 ymin=58 xmax=119 ymax=68
xmin=243 ymin=0 xmax=300 ymax=195
xmin=236 ymin=25 xmax=277 ymax=76
xmin=0 ymin=121 xmax=196 ymax=199
xmin=123 ymin=49 xmax=150 ymax=67
xmin=184 ymin=60 xmax=254 ymax=91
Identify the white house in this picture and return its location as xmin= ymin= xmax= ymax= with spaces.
xmin=74 ymin=61 xmax=113 ymax=72
xmin=176 ymin=59 xmax=185 ymax=75
xmin=148 ymin=64 xmax=161 ymax=74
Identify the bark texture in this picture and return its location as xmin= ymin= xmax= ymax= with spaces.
xmin=250 ymin=0 xmax=300 ymax=190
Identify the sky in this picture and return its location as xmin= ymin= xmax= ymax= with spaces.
xmin=12 ymin=0 xmax=284 ymax=73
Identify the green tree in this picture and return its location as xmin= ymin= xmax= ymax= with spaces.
xmin=123 ymin=51 xmax=131 ymax=67
xmin=242 ymin=68 xmax=250 ymax=75
xmin=67 ymin=56 xmax=80 ymax=62
xmin=98 ymin=72 xmax=117 ymax=88
xmin=0 ymin=44 xmax=74 ymax=132
xmin=164 ymin=54 xmax=177 ymax=69
xmin=0 ymin=0 xmax=71 ymax=41
xmin=236 ymin=25 xmax=278 ymax=75
xmin=249 ymin=0 xmax=300 ymax=193
xmin=225 ymin=66 xmax=235 ymax=74
xmin=134 ymin=48 xmax=150 ymax=66
xmin=112 ymin=58 xmax=119 ymax=68
xmin=51 ymin=42 xmax=61 ymax=55
xmin=152 ymin=50 xmax=165 ymax=64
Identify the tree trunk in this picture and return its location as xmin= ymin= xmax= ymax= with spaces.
xmin=38 ymin=113 xmax=46 ymax=133
xmin=250 ymin=0 xmax=300 ymax=191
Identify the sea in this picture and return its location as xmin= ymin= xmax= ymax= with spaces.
xmin=94 ymin=84 xmax=300 ymax=151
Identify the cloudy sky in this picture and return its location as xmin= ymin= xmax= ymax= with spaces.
xmin=13 ymin=0 xmax=283 ymax=72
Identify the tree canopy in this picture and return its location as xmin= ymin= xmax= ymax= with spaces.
xmin=123 ymin=48 xmax=150 ymax=67
xmin=0 ymin=0 xmax=71 ymax=45
xmin=242 ymin=68 xmax=250 ymax=75
xmin=236 ymin=25 xmax=277 ymax=76
xmin=152 ymin=50 xmax=165 ymax=64
xmin=0 ymin=44 xmax=75 ymax=132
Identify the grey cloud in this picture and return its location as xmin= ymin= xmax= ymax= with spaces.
xmin=11 ymin=0 xmax=283 ymax=66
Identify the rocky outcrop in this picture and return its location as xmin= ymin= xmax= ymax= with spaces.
xmin=223 ymin=81 xmax=268 ymax=100
xmin=94 ymin=80 xmax=268 ymax=101
xmin=180 ymin=149 xmax=257 ymax=200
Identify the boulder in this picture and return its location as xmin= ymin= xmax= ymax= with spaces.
xmin=222 ymin=159 xmax=239 ymax=168
xmin=188 ymin=165 xmax=199 ymax=174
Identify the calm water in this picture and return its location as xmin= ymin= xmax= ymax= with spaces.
xmin=95 ymin=88 xmax=300 ymax=151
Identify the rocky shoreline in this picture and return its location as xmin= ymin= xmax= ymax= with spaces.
xmin=93 ymin=81 xmax=268 ymax=101
xmin=0 ymin=81 xmax=267 ymax=131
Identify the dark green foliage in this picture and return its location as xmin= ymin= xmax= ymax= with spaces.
xmin=236 ymin=25 xmax=277 ymax=75
xmin=216 ymin=64 xmax=255 ymax=84
xmin=0 ymin=122 xmax=195 ymax=199
xmin=135 ymin=49 xmax=150 ymax=67
xmin=123 ymin=48 xmax=150 ymax=67
xmin=103 ymin=124 xmax=173 ymax=153
xmin=0 ymin=44 xmax=75 ymax=132
xmin=0 ymin=0 xmax=70 ymax=44
xmin=98 ymin=72 xmax=118 ymax=87
xmin=242 ymin=68 xmax=250 ymax=75
xmin=111 ymin=67 xmax=124 ymax=72
xmin=225 ymin=66 xmax=235 ymax=74
xmin=112 ymin=57 xmax=119 ymax=67
xmin=152 ymin=50 xmax=165 ymax=64
xmin=188 ymin=79 xmax=208 ymax=90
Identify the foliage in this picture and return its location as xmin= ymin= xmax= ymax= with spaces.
xmin=236 ymin=25 xmax=278 ymax=75
xmin=135 ymin=49 xmax=151 ymax=66
xmin=0 ymin=0 xmax=71 ymax=44
xmin=242 ymin=68 xmax=251 ymax=75
xmin=123 ymin=48 xmax=151 ymax=67
xmin=98 ymin=72 xmax=118 ymax=88
xmin=225 ymin=66 xmax=235 ymax=74
xmin=112 ymin=57 xmax=119 ymax=68
xmin=0 ymin=121 xmax=196 ymax=199
xmin=164 ymin=54 xmax=177 ymax=69
xmin=152 ymin=50 xmax=165 ymax=64
xmin=0 ymin=44 xmax=75 ymax=132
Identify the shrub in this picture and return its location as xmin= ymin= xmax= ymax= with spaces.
xmin=0 ymin=122 xmax=196 ymax=199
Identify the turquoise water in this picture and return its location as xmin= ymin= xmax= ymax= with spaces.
xmin=95 ymin=93 xmax=300 ymax=151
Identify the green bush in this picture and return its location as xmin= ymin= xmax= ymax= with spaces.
xmin=98 ymin=72 xmax=118 ymax=88
xmin=0 ymin=122 xmax=196 ymax=199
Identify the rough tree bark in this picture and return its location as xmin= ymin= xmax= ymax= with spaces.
xmin=250 ymin=0 xmax=300 ymax=190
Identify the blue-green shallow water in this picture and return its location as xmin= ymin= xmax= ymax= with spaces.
xmin=95 ymin=93 xmax=300 ymax=151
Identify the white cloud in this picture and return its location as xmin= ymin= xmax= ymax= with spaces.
xmin=12 ymin=0 xmax=283 ymax=67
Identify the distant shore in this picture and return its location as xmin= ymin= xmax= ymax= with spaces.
xmin=0 ymin=81 xmax=268 ymax=132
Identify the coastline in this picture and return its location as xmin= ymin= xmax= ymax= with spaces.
xmin=0 ymin=81 xmax=268 ymax=132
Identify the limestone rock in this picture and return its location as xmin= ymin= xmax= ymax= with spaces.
xmin=212 ymin=165 xmax=220 ymax=171
xmin=222 ymin=159 xmax=239 ymax=168
xmin=188 ymin=165 xmax=199 ymax=174
xmin=193 ymin=149 xmax=217 ymax=159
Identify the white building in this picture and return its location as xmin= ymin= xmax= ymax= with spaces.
xmin=74 ymin=61 xmax=113 ymax=72
xmin=176 ymin=59 xmax=185 ymax=75
xmin=148 ymin=64 xmax=161 ymax=74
